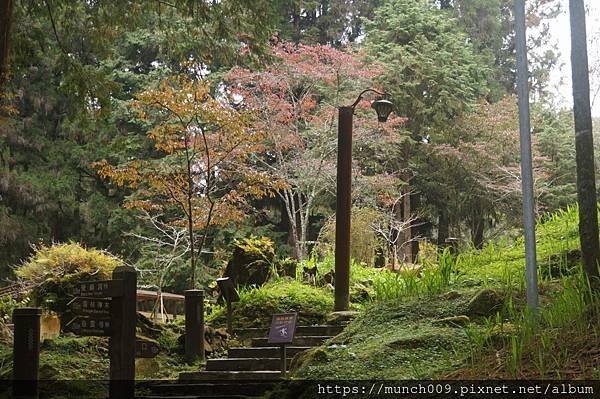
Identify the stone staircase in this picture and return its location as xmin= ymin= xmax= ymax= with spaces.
xmin=139 ymin=324 xmax=344 ymax=398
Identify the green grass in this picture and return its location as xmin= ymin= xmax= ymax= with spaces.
xmin=455 ymin=205 xmax=581 ymax=285
xmin=207 ymin=279 xmax=340 ymax=328
xmin=291 ymin=205 xmax=600 ymax=380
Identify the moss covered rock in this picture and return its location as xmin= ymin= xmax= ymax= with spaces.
xmin=223 ymin=237 xmax=275 ymax=287
xmin=136 ymin=358 xmax=160 ymax=378
xmin=15 ymin=243 xmax=122 ymax=317
xmin=467 ymin=288 xmax=504 ymax=316
xmin=207 ymin=281 xmax=333 ymax=329
xmin=290 ymin=347 xmax=328 ymax=372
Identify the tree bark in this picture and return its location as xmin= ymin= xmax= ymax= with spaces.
xmin=471 ymin=210 xmax=485 ymax=250
xmin=410 ymin=193 xmax=421 ymax=261
xmin=0 ymin=0 xmax=14 ymax=89
xmin=570 ymin=0 xmax=600 ymax=284
xmin=437 ymin=210 xmax=449 ymax=249
xmin=399 ymin=143 xmax=413 ymax=263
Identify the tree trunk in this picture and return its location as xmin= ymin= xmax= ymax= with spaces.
xmin=570 ymin=0 xmax=600 ymax=284
xmin=398 ymin=143 xmax=413 ymax=263
xmin=437 ymin=210 xmax=449 ymax=249
xmin=0 ymin=0 xmax=14 ymax=88
xmin=282 ymin=189 xmax=302 ymax=260
xmin=400 ymin=186 xmax=412 ymax=262
xmin=471 ymin=211 xmax=485 ymax=250
xmin=410 ymin=193 xmax=421 ymax=261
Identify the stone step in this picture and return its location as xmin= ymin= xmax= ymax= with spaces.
xmin=206 ymin=358 xmax=289 ymax=372
xmin=143 ymin=382 xmax=274 ymax=397
xmin=251 ymin=335 xmax=331 ymax=347
xmin=179 ymin=371 xmax=282 ymax=382
xmin=235 ymin=325 xmax=344 ymax=339
xmin=228 ymin=346 xmax=310 ymax=359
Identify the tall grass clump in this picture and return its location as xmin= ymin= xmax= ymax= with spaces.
xmin=461 ymin=267 xmax=600 ymax=378
xmin=372 ymin=248 xmax=458 ymax=301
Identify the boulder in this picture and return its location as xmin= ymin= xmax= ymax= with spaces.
xmin=223 ymin=237 xmax=275 ymax=287
xmin=467 ymin=289 xmax=504 ymax=316
xmin=490 ymin=322 xmax=517 ymax=345
xmin=136 ymin=312 xmax=164 ymax=339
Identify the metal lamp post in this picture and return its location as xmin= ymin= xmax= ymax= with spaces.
xmin=334 ymin=89 xmax=394 ymax=311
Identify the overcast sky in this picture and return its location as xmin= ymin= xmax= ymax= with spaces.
xmin=547 ymin=0 xmax=600 ymax=116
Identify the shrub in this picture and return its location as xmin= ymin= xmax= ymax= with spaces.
xmin=207 ymin=280 xmax=335 ymax=328
xmin=317 ymin=207 xmax=382 ymax=266
xmin=15 ymin=242 xmax=122 ymax=314
xmin=0 ymin=295 xmax=30 ymax=323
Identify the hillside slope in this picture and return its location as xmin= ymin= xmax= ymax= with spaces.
xmin=290 ymin=206 xmax=600 ymax=380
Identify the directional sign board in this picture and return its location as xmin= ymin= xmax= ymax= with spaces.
xmin=267 ymin=313 xmax=297 ymax=344
xmin=68 ymin=297 xmax=111 ymax=317
xmin=73 ymin=280 xmax=123 ymax=298
xmin=65 ymin=316 xmax=112 ymax=336
xmin=135 ymin=339 xmax=160 ymax=358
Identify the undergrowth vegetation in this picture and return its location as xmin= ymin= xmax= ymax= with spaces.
xmin=291 ymin=205 xmax=600 ymax=380
xmin=207 ymin=280 xmax=338 ymax=328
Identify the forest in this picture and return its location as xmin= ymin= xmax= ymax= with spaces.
xmin=0 ymin=0 xmax=599 ymax=396
xmin=2 ymin=0 xmax=593 ymax=290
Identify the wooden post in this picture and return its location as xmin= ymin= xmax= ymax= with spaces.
xmin=184 ymin=289 xmax=205 ymax=363
xmin=335 ymin=106 xmax=353 ymax=311
xmin=280 ymin=344 xmax=287 ymax=378
xmin=109 ymin=266 xmax=137 ymax=399
xmin=226 ymin=300 xmax=233 ymax=335
xmin=12 ymin=307 xmax=41 ymax=398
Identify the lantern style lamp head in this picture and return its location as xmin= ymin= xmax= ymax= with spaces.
xmin=371 ymin=97 xmax=394 ymax=122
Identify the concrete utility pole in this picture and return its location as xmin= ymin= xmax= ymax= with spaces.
xmin=514 ymin=0 xmax=539 ymax=311
xmin=569 ymin=0 xmax=600 ymax=285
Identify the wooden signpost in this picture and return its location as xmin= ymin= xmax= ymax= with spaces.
xmin=73 ymin=279 xmax=123 ymax=298
xmin=184 ymin=289 xmax=205 ymax=363
xmin=12 ymin=307 xmax=41 ymax=398
xmin=66 ymin=266 xmax=137 ymax=399
xmin=67 ymin=297 xmax=111 ymax=317
xmin=12 ymin=267 xmax=156 ymax=399
xmin=267 ymin=313 xmax=297 ymax=378
xmin=65 ymin=316 xmax=112 ymax=336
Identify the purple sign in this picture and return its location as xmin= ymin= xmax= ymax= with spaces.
xmin=267 ymin=313 xmax=297 ymax=344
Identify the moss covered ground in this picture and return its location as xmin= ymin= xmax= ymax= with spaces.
xmin=207 ymin=279 xmax=350 ymax=328
xmin=290 ymin=205 xmax=600 ymax=380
